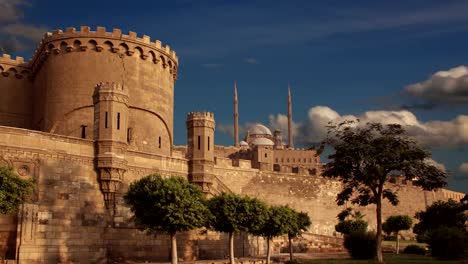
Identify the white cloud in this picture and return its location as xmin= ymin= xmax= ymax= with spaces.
xmin=0 ymin=0 xmax=47 ymax=54
xmin=3 ymin=23 xmax=47 ymax=41
xmin=426 ymin=158 xmax=446 ymax=172
xmin=459 ymin=163 xmax=468 ymax=174
xmin=405 ymin=65 xmax=468 ymax=105
xmin=217 ymin=122 xmax=258 ymax=140
xmin=244 ymin=58 xmax=259 ymax=65
xmin=269 ymin=106 xmax=468 ymax=148
xmin=0 ymin=0 xmax=28 ymax=22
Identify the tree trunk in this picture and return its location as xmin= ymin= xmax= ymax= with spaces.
xmin=229 ymin=231 xmax=235 ymax=264
xmin=396 ymin=232 xmax=400 ymax=254
xmin=171 ymin=232 xmax=178 ymax=264
xmin=376 ymin=197 xmax=383 ymax=263
xmin=288 ymin=234 xmax=293 ymax=261
xmin=266 ymin=238 xmax=271 ymax=264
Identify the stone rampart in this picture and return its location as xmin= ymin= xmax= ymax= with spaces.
xmin=0 ymin=55 xmax=33 ymax=129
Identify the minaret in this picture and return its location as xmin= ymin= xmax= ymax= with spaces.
xmin=234 ymin=82 xmax=239 ymax=147
xmin=288 ymin=85 xmax=294 ymax=149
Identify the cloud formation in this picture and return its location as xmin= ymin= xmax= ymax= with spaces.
xmin=0 ymin=0 xmax=27 ymax=22
xmin=459 ymin=162 xmax=468 ymax=174
xmin=405 ymin=66 xmax=468 ymax=106
xmin=266 ymin=106 xmax=468 ymax=148
xmin=0 ymin=0 xmax=46 ymax=54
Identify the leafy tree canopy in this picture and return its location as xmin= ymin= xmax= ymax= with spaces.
xmin=288 ymin=211 xmax=311 ymax=238
xmin=335 ymin=209 xmax=367 ymax=235
xmin=0 ymin=166 xmax=34 ymax=214
xmin=123 ymin=174 xmax=208 ymax=235
xmin=414 ymin=199 xmax=467 ymax=242
xmin=251 ymin=205 xmax=295 ymax=239
xmin=206 ymin=192 xmax=269 ymax=234
xmin=322 ymin=121 xmax=447 ymax=207
xmin=382 ymin=215 xmax=412 ymax=235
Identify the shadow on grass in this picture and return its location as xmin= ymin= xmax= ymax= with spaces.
xmin=300 ymin=254 xmax=467 ymax=264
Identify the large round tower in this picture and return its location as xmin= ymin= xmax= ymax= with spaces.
xmin=30 ymin=26 xmax=177 ymax=155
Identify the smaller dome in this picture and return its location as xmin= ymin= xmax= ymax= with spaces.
xmin=251 ymin=138 xmax=274 ymax=146
xmin=239 ymin=141 xmax=249 ymax=146
xmin=250 ymin=124 xmax=273 ymax=136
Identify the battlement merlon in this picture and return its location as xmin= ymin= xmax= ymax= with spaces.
xmin=30 ymin=26 xmax=178 ymax=65
xmin=186 ymin=112 xmax=215 ymax=129
xmin=92 ymin=82 xmax=129 ymax=105
xmin=187 ymin=112 xmax=215 ymax=119
xmin=0 ymin=54 xmax=29 ymax=68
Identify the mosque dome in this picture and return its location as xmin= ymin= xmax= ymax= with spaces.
xmin=251 ymin=138 xmax=275 ymax=146
xmin=239 ymin=141 xmax=249 ymax=146
xmin=250 ymin=124 xmax=272 ymax=136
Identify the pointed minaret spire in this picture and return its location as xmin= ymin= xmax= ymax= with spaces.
xmin=287 ymin=84 xmax=294 ymax=149
xmin=234 ymin=81 xmax=239 ymax=147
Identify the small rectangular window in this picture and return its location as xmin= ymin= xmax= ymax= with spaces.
xmin=127 ymin=128 xmax=132 ymax=143
xmin=81 ymin=125 xmax=86 ymax=139
xmin=208 ymin=136 xmax=210 ymax=151
xmin=198 ymin=136 xmax=201 ymax=150
xmin=158 ymin=136 xmax=161 ymax=148
xmin=264 ymin=153 xmax=267 ymax=158
xmin=117 ymin=112 xmax=120 ymax=130
xmin=105 ymin=112 xmax=108 ymax=128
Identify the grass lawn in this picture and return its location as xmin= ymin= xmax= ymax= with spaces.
xmin=301 ymin=254 xmax=467 ymax=264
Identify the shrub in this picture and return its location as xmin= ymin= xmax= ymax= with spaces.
xmin=403 ymin=244 xmax=426 ymax=255
xmin=335 ymin=219 xmax=368 ymax=235
xmin=428 ymin=227 xmax=468 ymax=260
xmin=343 ymin=231 xmax=377 ymax=259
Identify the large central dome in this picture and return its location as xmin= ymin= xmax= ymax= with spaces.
xmin=250 ymin=124 xmax=272 ymax=136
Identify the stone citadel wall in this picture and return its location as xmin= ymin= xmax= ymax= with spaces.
xmin=1 ymin=124 xmax=462 ymax=263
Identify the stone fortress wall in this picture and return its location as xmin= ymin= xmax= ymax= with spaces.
xmin=0 ymin=26 xmax=465 ymax=263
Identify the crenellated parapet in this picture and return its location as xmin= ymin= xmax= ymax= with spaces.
xmin=0 ymin=54 xmax=32 ymax=79
xmin=93 ymin=82 xmax=129 ymax=106
xmin=186 ymin=112 xmax=215 ymax=129
xmin=29 ymin=26 xmax=179 ymax=81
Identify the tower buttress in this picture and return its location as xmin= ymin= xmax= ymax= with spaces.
xmin=234 ymin=82 xmax=239 ymax=147
xmin=288 ymin=85 xmax=294 ymax=149
xmin=186 ymin=112 xmax=215 ymax=193
xmin=93 ymin=82 xmax=129 ymax=212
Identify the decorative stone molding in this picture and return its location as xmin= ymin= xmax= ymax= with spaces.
xmin=98 ymin=167 xmax=126 ymax=210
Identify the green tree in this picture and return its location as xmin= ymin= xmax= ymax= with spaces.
xmin=251 ymin=205 xmax=293 ymax=264
xmin=123 ymin=174 xmax=208 ymax=264
xmin=334 ymin=209 xmax=368 ymax=235
xmin=287 ymin=211 xmax=311 ymax=261
xmin=0 ymin=166 xmax=34 ymax=214
xmin=413 ymin=199 xmax=467 ymax=243
xmin=206 ymin=193 xmax=269 ymax=264
xmin=321 ymin=121 xmax=447 ymax=263
xmin=382 ymin=215 xmax=413 ymax=254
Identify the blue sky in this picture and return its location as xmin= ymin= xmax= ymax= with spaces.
xmin=1 ymin=0 xmax=468 ymax=192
